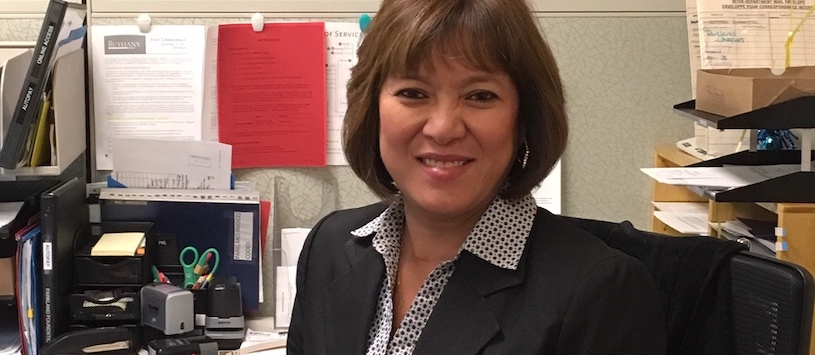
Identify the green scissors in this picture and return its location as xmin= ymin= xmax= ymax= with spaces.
xmin=179 ymin=246 xmax=220 ymax=288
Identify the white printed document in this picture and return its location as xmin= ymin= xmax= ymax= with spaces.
xmin=91 ymin=25 xmax=207 ymax=170
xmin=641 ymin=164 xmax=802 ymax=187
xmin=325 ymin=22 xmax=361 ymax=166
xmin=653 ymin=211 xmax=710 ymax=235
xmin=111 ymin=138 xmax=232 ymax=189
xmin=275 ymin=266 xmax=297 ymax=329
xmin=532 ymin=160 xmax=562 ymax=214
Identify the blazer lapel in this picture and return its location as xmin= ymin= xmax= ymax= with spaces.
xmin=324 ymin=237 xmax=385 ymax=354
xmin=414 ymin=251 xmax=525 ymax=354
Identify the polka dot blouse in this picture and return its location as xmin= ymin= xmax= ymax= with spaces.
xmin=351 ymin=193 xmax=537 ymax=355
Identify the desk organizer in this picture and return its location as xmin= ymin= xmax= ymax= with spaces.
xmin=74 ymin=255 xmax=147 ymax=286
xmin=70 ymin=288 xmax=140 ymax=322
xmin=70 ymin=221 xmax=155 ymax=347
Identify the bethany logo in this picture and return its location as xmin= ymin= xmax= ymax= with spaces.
xmin=104 ymin=35 xmax=146 ymax=54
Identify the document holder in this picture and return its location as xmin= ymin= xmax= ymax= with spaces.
xmin=69 ymin=288 xmax=141 ymax=322
xmin=0 ymin=49 xmax=87 ymax=176
xmin=74 ymin=222 xmax=155 ymax=286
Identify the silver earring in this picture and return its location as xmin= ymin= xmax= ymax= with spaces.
xmin=519 ymin=142 xmax=529 ymax=169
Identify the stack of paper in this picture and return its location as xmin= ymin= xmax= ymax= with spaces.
xmin=641 ymin=164 xmax=803 ymax=188
xmin=652 ymin=202 xmax=710 ymax=235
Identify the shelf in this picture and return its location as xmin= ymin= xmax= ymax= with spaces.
xmin=688 ymin=149 xmax=814 ymax=167
xmin=683 ymin=150 xmax=815 ymax=203
xmin=673 ymin=96 xmax=815 ymax=130
xmin=699 ymin=172 xmax=815 ymax=203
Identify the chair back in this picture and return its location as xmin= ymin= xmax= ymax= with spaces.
xmin=562 ymin=216 xmax=815 ymax=355
xmin=730 ymin=252 xmax=814 ymax=355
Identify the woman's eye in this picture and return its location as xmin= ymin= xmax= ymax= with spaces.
xmin=468 ymin=91 xmax=497 ymax=102
xmin=396 ymin=89 xmax=427 ymax=99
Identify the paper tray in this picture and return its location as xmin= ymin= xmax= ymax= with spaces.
xmin=70 ymin=289 xmax=140 ymax=321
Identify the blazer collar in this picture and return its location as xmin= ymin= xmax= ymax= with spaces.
xmin=326 ymin=229 xmax=528 ymax=354
xmin=415 ymin=250 xmax=525 ymax=353
xmin=324 ymin=236 xmax=385 ymax=354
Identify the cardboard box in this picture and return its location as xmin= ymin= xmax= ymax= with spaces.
xmin=694 ymin=123 xmax=749 ymax=157
xmin=0 ymin=257 xmax=13 ymax=296
xmin=695 ymin=66 xmax=815 ymax=117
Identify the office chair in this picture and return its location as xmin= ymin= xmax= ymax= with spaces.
xmin=562 ymin=216 xmax=815 ymax=355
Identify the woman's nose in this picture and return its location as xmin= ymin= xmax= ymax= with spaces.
xmin=422 ymin=97 xmax=466 ymax=145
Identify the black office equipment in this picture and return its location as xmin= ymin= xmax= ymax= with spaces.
xmin=0 ymin=0 xmax=86 ymax=169
xmin=147 ymin=336 xmax=218 ymax=355
xmin=40 ymin=177 xmax=89 ymax=344
xmin=40 ymin=327 xmax=137 ymax=355
xmin=564 ymin=216 xmax=814 ymax=355
xmin=204 ymin=277 xmax=244 ymax=349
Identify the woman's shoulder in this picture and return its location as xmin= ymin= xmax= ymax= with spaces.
xmin=315 ymin=202 xmax=389 ymax=234
xmin=526 ymin=209 xmax=651 ymax=277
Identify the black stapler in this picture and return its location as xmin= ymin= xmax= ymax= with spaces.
xmin=41 ymin=327 xmax=138 ymax=355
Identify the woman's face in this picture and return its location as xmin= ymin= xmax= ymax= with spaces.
xmin=378 ymin=55 xmax=519 ymax=221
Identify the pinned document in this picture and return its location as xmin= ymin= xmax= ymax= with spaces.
xmin=111 ymin=138 xmax=232 ymax=189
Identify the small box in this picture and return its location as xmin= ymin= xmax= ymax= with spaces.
xmin=695 ymin=66 xmax=815 ymax=117
xmin=0 ymin=258 xmax=13 ymax=296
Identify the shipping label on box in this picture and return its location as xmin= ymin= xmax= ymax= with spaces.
xmin=695 ymin=66 xmax=815 ymax=117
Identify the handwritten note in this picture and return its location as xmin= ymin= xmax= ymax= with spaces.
xmin=696 ymin=0 xmax=814 ymax=70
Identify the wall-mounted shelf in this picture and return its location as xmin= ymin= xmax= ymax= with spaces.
xmin=673 ymin=97 xmax=815 ymax=130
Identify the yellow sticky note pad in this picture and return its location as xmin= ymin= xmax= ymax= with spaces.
xmin=91 ymin=232 xmax=146 ymax=256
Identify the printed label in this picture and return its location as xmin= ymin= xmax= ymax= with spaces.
xmin=43 ymin=242 xmax=53 ymax=271
xmin=233 ymin=211 xmax=254 ymax=261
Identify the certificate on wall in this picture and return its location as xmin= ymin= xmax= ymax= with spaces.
xmin=91 ymin=25 xmax=206 ymax=170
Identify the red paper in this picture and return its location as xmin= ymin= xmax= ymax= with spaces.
xmin=217 ymin=22 xmax=326 ymax=168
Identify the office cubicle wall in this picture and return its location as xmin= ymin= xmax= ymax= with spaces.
xmin=2 ymin=1 xmax=694 ymax=316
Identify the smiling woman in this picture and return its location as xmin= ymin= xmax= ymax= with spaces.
xmin=287 ymin=0 xmax=668 ymax=354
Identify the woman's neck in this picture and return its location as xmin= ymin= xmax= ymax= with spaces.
xmin=400 ymin=206 xmax=484 ymax=262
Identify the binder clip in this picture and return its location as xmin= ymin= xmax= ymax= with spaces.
xmin=775 ymin=227 xmax=788 ymax=252
xmin=137 ymin=14 xmax=152 ymax=33
xmin=251 ymin=13 xmax=264 ymax=32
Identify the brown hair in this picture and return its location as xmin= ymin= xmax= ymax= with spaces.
xmin=343 ymin=0 xmax=568 ymax=201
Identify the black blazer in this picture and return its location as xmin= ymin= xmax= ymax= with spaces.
xmin=287 ymin=203 xmax=667 ymax=355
